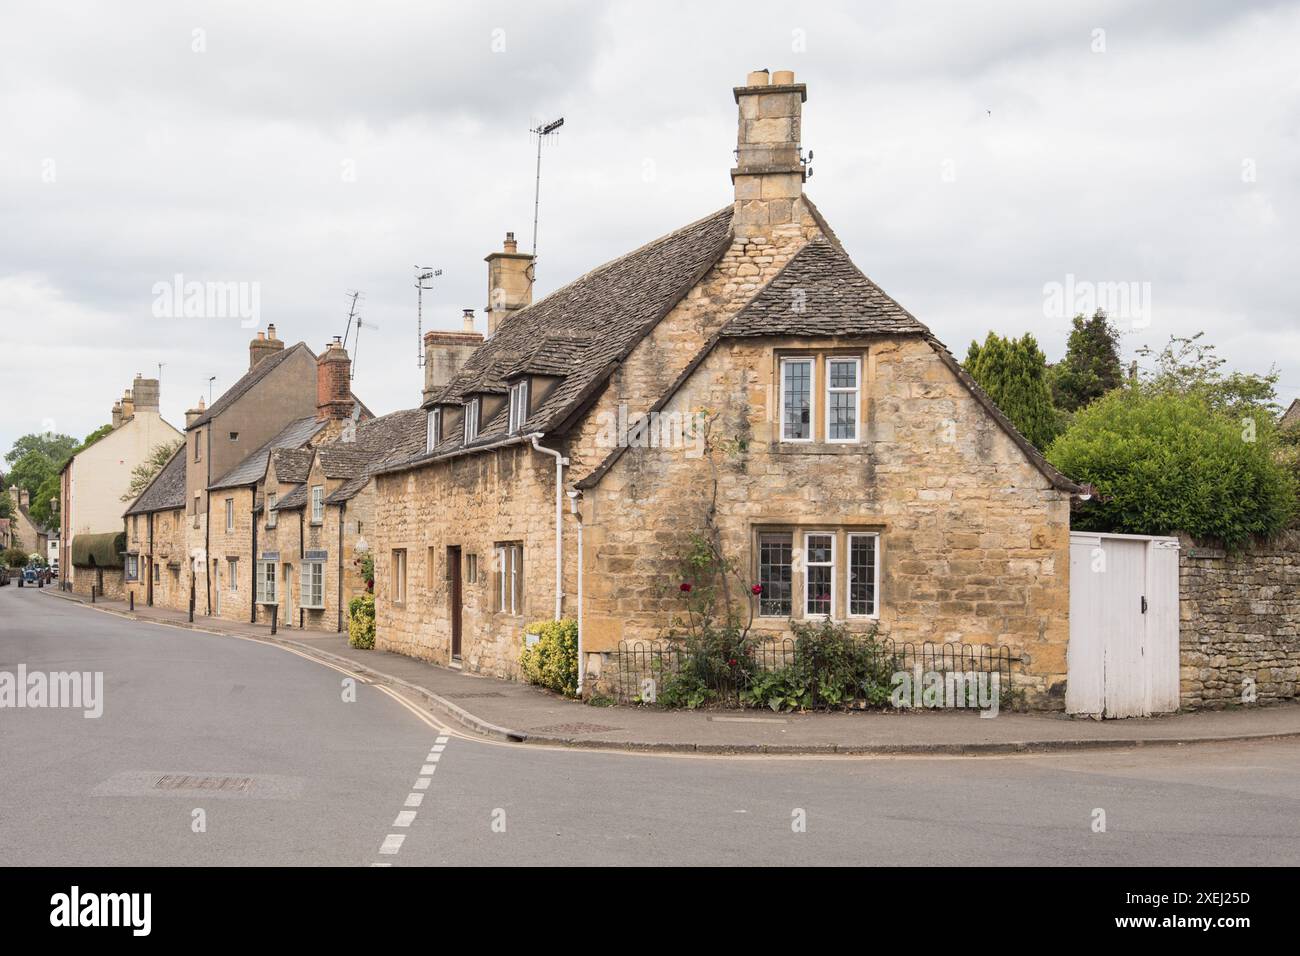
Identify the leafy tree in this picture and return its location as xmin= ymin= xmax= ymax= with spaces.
xmin=4 ymin=450 xmax=59 ymax=502
xmin=0 ymin=494 xmax=10 ymax=520
xmin=122 ymin=439 xmax=183 ymax=502
xmin=28 ymin=473 xmax=61 ymax=530
xmin=965 ymin=331 xmax=1062 ymax=450
xmin=1049 ymin=310 xmax=1124 ymax=412
xmin=4 ymin=433 xmax=78 ymax=469
xmin=81 ymin=424 xmax=114 ymax=448
xmin=1047 ymin=388 xmax=1296 ymax=548
xmin=1137 ymin=331 xmax=1279 ymax=415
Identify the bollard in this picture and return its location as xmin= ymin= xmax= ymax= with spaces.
xmin=188 ymin=594 xmax=194 ymax=623
xmin=270 ymin=606 xmax=278 ymax=635
xmin=299 ymin=608 xmax=304 ymax=630
xmin=129 ymin=591 xmax=134 ymax=611
xmin=90 ymin=585 xmax=95 ymax=603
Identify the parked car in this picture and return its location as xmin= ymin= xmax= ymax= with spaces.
xmin=0 ymin=566 xmax=9 ymax=586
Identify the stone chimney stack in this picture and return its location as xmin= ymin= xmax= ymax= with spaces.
xmin=732 ymin=68 xmax=807 ymax=236
xmin=422 ymin=316 xmax=484 ymax=404
xmin=132 ymin=373 xmax=160 ymax=411
xmin=120 ymin=387 xmax=135 ymax=422
xmin=316 ymin=337 xmax=353 ymax=421
xmin=485 ymin=231 xmax=533 ymax=336
xmin=185 ymin=397 xmax=206 ymax=428
xmin=249 ymin=324 xmax=284 ymax=370
xmin=111 ymin=400 xmax=123 ymax=429
xmin=18 ymin=487 xmax=29 ymax=510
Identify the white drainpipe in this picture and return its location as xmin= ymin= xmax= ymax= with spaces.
xmin=567 ymin=489 xmax=584 ymax=695
xmin=529 ymin=433 xmax=568 ymax=621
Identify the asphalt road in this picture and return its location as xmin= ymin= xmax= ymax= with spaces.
xmin=2 ymin=584 xmax=1298 ymax=866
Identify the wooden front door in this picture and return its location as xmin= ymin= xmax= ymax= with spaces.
xmin=448 ymin=547 xmax=463 ymax=660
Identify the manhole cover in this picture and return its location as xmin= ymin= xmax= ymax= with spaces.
xmin=528 ymin=722 xmax=621 ymax=735
xmin=154 ymin=774 xmax=253 ymax=793
xmin=443 ymin=692 xmax=507 ymax=699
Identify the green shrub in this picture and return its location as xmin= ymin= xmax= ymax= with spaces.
xmin=519 ymin=619 xmax=579 ymax=697
xmin=347 ymin=593 xmax=375 ymax=649
xmin=1047 ymin=388 xmax=1297 ymax=548
xmin=3 ymin=547 xmax=29 ymax=569
xmin=739 ymin=619 xmax=895 ymax=712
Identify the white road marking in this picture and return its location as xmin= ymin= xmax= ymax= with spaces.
xmin=379 ymin=834 xmax=405 ymax=855
xmin=420 ymin=764 xmax=438 ymax=775
xmin=431 ymin=744 xmax=446 ymax=753
xmin=405 ymin=792 xmax=424 ymax=807
xmin=426 ymin=753 xmax=441 ymax=763
xmin=413 ymin=777 xmax=431 ymax=790
xmin=393 ymin=810 xmax=417 ymax=828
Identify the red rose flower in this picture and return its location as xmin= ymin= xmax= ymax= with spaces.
xmin=751 ymin=584 xmax=763 ymax=595
xmin=680 ymin=582 xmax=692 ymax=592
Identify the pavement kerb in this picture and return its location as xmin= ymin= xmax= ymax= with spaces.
xmin=35 ymin=589 xmax=1300 ymax=757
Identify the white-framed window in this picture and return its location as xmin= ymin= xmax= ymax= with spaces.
xmin=426 ymin=408 xmax=440 ymax=452
xmin=392 ymin=549 xmax=407 ymax=604
xmin=826 ymin=357 xmax=861 ymax=443
xmin=225 ymin=497 xmax=234 ymax=531
xmin=508 ymin=380 xmax=529 ymax=434
xmin=495 ymin=542 xmax=523 ymax=615
xmin=125 ymin=554 xmax=139 ymax=581
xmin=227 ymin=556 xmax=238 ymax=591
xmin=463 ymin=398 xmax=480 ymax=443
xmin=310 ymin=485 xmax=324 ymax=524
xmin=780 ymin=357 xmax=815 ymax=441
xmin=266 ymin=492 xmax=277 ymax=528
xmin=847 ymin=532 xmax=879 ymax=618
xmin=803 ymin=532 xmax=835 ymax=618
xmin=255 ymin=560 xmax=278 ymax=604
xmin=757 ymin=533 xmax=793 ymax=617
xmin=300 ymin=561 xmax=324 ymax=609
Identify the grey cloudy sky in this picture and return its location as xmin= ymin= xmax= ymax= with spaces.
xmin=2 ymin=0 xmax=1297 ymax=455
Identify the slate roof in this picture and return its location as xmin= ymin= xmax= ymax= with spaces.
xmin=377 ymin=205 xmax=735 ymax=475
xmin=124 ymin=445 xmax=187 ymax=516
xmin=190 ymin=342 xmax=373 ymax=428
xmin=208 ymin=417 xmax=324 ymax=490
xmin=1282 ymin=398 xmax=1300 ymax=429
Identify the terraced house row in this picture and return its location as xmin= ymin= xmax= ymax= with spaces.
xmin=115 ymin=71 xmax=1083 ymax=705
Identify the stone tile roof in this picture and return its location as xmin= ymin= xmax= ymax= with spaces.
xmin=577 ymin=230 xmax=1081 ymax=494
xmin=1282 ymin=398 xmax=1300 ymax=429
xmin=271 ymin=447 xmax=314 ymax=484
xmin=124 ymin=445 xmax=187 ymax=516
xmin=273 ymin=484 xmax=307 ymax=511
xmin=380 ymin=205 xmax=735 ymax=474
xmin=720 ymin=238 xmax=930 ymax=338
xmin=318 ymin=408 xmax=427 ymax=481
xmin=208 ymin=417 xmax=324 ymax=490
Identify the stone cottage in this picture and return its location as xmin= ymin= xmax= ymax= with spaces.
xmin=370 ymin=70 xmax=1082 ymax=700
xmin=7 ymin=485 xmax=52 ymax=559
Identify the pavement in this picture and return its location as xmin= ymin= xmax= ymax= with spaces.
xmin=7 ymin=584 xmax=1300 ymax=866
xmin=39 ymin=587 xmax=1300 ymax=756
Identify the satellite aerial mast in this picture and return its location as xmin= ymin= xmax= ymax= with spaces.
xmin=414 ymin=266 xmax=442 ymax=367
xmin=341 ymin=290 xmax=363 ymax=351
xmin=528 ymin=116 xmax=564 ymax=288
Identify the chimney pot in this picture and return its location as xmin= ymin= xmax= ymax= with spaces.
xmin=267 ymin=323 xmax=277 ymax=340
xmin=772 ymin=69 xmax=795 ymax=85
xmin=249 ymin=325 xmax=285 ymax=369
xmin=462 ymin=309 xmax=475 ymax=333
xmin=746 ymin=69 xmax=770 ymax=87
xmin=503 ymin=232 xmax=517 ymax=253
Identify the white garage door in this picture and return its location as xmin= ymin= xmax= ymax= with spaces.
xmin=1066 ymin=532 xmax=1180 ymax=718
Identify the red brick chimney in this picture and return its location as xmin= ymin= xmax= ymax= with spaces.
xmin=317 ymin=337 xmax=353 ymax=421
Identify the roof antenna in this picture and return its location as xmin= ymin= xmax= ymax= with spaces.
xmin=414 ymin=266 xmax=442 ymax=368
xmin=341 ymin=290 xmax=364 ymax=350
xmin=352 ymin=316 xmax=379 ymax=381
xmin=528 ymin=116 xmax=564 ymax=290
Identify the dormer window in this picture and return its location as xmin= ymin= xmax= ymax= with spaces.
xmin=508 ymin=380 xmax=529 ymax=434
xmin=426 ymin=408 xmax=440 ymax=453
xmin=463 ymin=398 xmax=480 ymax=443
